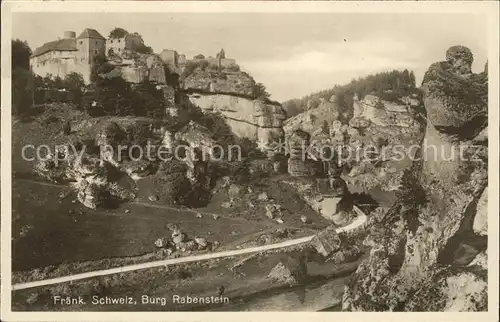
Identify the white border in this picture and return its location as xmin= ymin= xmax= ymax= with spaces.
xmin=1 ymin=1 xmax=499 ymax=321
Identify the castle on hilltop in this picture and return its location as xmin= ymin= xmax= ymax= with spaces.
xmin=30 ymin=29 xmax=106 ymax=84
xmin=30 ymin=27 xmax=240 ymax=84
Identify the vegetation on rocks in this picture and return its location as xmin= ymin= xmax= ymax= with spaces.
xmin=282 ymin=69 xmax=418 ymax=120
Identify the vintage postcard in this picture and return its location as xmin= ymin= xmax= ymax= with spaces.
xmin=1 ymin=1 xmax=499 ymax=321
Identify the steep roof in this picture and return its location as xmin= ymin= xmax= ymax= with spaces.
xmin=77 ymin=28 xmax=105 ymax=40
xmin=31 ymin=38 xmax=77 ymax=58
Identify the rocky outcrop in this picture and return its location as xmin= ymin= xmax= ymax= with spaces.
xmin=287 ymin=129 xmax=315 ymax=177
xmin=175 ymin=121 xmax=217 ymax=155
xmin=187 ymin=93 xmax=286 ymax=149
xmin=106 ymin=53 xmax=167 ymax=84
xmin=342 ymin=46 xmax=488 ymax=312
xmin=352 ymin=94 xmax=419 ymax=128
xmin=183 ymin=69 xmax=256 ymax=97
xmin=318 ymin=177 xmax=354 ymax=226
xmin=284 ymin=99 xmax=341 ymax=136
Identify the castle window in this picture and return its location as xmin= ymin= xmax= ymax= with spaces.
xmin=79 ymin=40 xmax=83 ymax=45
xmin=118 ymin=39 xmax=121 ymax=43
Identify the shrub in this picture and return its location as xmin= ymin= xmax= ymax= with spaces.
xmin=225 ymin=63 xmax=240 ymax=72
xmin=252 ymin=82 xmax=271 ymax=100
xmin=154 ymin=160 xmax=192 ymax=205
xmin=181 ymin=61 xmax=199 ymax=79
xmin=135 ymin=43 xmax=153 ymax=54
xmin=12 ymin=67 xmax=34 ymax=116
xmin=198 ymin=59 xmax=209 ymax=71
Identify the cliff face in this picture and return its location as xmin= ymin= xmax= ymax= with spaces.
xmin=283 ymin=98 xmax=340 ymax=137
xmin=342 ymin=46 xmax=488 ymax=312
xmin=106 ymin=53 xmax=167 ymax=84
xmin=352 ymin=94 xmax=419 ymax=128
xmin=183 ymin=69 xmax=256 ymax=97
xmin=187 ymin=93 xmax=286 ymax=148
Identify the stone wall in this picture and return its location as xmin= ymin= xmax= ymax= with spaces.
xmin=30 ymin=55 xmax=92 ymax=83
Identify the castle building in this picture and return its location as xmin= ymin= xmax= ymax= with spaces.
xmin=30 ymin=29 xmax=106 ymax=84
xmin=106 ymin=32 xmax=144 ymax=58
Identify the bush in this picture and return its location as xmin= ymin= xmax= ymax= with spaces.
xmin=83 ymin=78 xmax=166 ymax=118
xmin=225 ymin=64 xmax=240 ymax=72
xmin=181 ymin=61 xmax=199 ymax=79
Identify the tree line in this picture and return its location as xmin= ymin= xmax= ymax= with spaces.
xmin=282 ymin=69 xmax=418 ymax=120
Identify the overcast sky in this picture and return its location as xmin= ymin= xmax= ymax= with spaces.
xmin=12 ymin=12 xmax=488 ymax=101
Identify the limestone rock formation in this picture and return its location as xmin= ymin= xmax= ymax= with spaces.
xmin=284 ymin=99 xmax=341 ymax=136
xmin=352 ymin=94 xmax=417 ymax=128
xmin=187 ymin=93 xmax=286 ymax=150
xmin=342 ymin=46 xmax=488 ymax=312
xmin=174 ymin=121 xmax=217 ymax=156
xmin=318 ymin=177 xmax=354 ymax=225
xmin=310 ymin=225 xmax=342 ymax=257
xmin=287 ymin=129 xmax=319 ymax=177
xmin=106 ymin=53 xmax=167 ymax=84
xmin=183 ymin=69 xmax=256 ymax=97
xmin=267 ymin=256 xmax=308 ymax=285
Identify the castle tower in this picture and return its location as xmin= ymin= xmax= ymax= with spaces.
xmin=216 ymin=48 xmax=226 ymax=68
xmin=76 ymin=28 xmax=106 ymax=65
xmin=64 ymin=31 xmax=76 ymax=39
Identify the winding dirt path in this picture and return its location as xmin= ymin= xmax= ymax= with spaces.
xmin=12 ymin=207 xmax=366 ymax=291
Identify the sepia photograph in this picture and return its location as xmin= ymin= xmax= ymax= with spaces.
xmin=1 ymin=1 xmax=498 ymax=320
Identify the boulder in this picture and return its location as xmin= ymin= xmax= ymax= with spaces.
xmin=172 ymin=230 xmax=186 ymax=244
xmin=267 ymin=256 xmax=307 ymax=286
xmin=257 ymin=192 xmax=268 ymax=201
xmin=26 ymin=292 xmax=39 ymax=305
xmin=349 ymin=116 xmax=371 ymax=129
xmin=154 ymin=237 xmax=170 ymax=248
xmin=265 ymin=204 xmax=281 ymax=219
xmin=310 ymin=225 xmax=342 ymax=257
xmin=221 ymin=201 xmax=232 ymax=209
xmin=194 ymin=237 xmax=208 ymax=249
xmin=177 ymin=240 xmax=198 ymax=252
